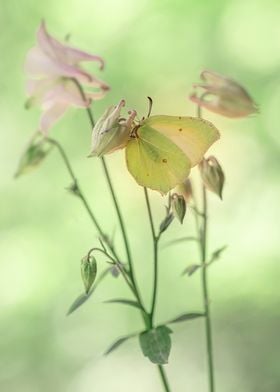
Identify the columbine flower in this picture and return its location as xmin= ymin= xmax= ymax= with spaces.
xmin=90 ymin=100 xmax=137 ymax=156
xmin=25 ymin=21 xmax=109 ymax=134
xmin=190 ymin=70 xmax=258 ymax=118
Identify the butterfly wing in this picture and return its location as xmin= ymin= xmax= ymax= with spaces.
xmin=126 ymin=125 xmax=191 ymax=194
xmin=144 ymin=115 xmax=220 ymax=167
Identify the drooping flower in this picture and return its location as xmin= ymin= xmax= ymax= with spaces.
xmin=90 ymin=100 xmax=137 ymax=156
xmin=25 ymin=21 xmax=109 ymax=134
xmin=190 ymin=70 xmax=258 ymax=118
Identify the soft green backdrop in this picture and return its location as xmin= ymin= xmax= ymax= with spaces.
xmin=1 ymin=0 xmax=280 ymax=391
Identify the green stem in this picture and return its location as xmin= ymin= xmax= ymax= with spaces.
xmin=73 ymin=79 xmax=143 ymax=311
xmin=158 ymin=365 xmax=171 ymax=392
xmin=196 ymin=101 xmax=215 ymax=392
xmin=143 ymin=187 xmax=158 ymax=325
xmin=47 ymin=138 xmax=148 ymax=317
xmin=200 ymin=185 xmax=215 ymax=392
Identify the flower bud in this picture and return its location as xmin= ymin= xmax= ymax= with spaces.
xmin=190 ymin=69 xmax=258 ymax=118
xmin=90 ymin=100 xmax=136 ymax=157
xmin=171 ymin=193 xmax=187 ymax=224
xmin=81 ymin=255 xmax=97 ymax=294
xmin=199 ymin=156 xmax=225 ymax=199
xmin=15 ymin=133 xmax=52 ymax=178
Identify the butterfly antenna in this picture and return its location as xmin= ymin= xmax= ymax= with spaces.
xmin=147 ymin=96 xmax=153 ymax=118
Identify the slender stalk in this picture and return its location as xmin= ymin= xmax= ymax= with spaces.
xmin=143 ymin=187 xmax=171 ymax=392
xmin=143 ymin=187 xmax=158 ymax=324
xmin=158 ymin=365 xmax=171 ymax=392
xmin=200 ymin=186 xmax=215 ymax=392
xmin=72 ymin=79 xmax=141 ymax=307
xmin=47 ymin=137 xmax=149 ymax=318
xmin=197 ymin=102 xmax=215 ymax=392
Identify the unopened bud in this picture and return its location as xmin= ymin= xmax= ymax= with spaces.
xmin=171 ymin=193 xmax=187 ymax=224
xmin=81 ymin=255 xmax=97 ymax=294
xmin=15 ymin=133 xmax=52 ymax=178
xmin=90 ymin=100 xmax=136 ymax=156
xmin=199 ymin=156 xmax=225 ymax=199
xmin=190 ymin=69 xmax=258 ymax=118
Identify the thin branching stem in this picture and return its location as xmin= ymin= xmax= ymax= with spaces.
xmin=72 ymin=78 xmax=144 ymax=312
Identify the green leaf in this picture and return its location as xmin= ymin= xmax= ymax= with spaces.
xmin=67 ymin=267 xmax=110 ymax=316
xmin=159 ymin=213 xmax=174 ymax=235
xmin=104 ymin=333 xmax=137 ymax=355
xmin=15 ymin=133 xmax=53 ymax=178
xmin=182 ymin=264 xmax=201 ymax=276
xmin=163 ymin=236 xmax=198 ymax=248
xmin=209 ymin=245 xmax=227 ymax=264
xmin=104 ymin=298 xmax=143 ymax=310
xmin=167 ymin=312 xmax=205 ymax=324
xmin=139 ymin=326 xmax=172 ymax=365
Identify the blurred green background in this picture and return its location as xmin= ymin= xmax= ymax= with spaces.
xmin=1 ymin=0 xmax=280 ymax=391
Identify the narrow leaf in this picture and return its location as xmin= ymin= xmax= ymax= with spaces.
xmin=209 ymin=245 xmax=227 ymax=264
xmin=182 ymin=264 xmax=201 ymax=276
xmin=104 ymin=298 xmax=143 ymax=310
xmin=139 ymin=326 xmax=172 ymax=365
xmin=167 ymin=312 xmax=205 ymax=324
xmin=159 ymin=213 xmax=174 ymax=235
xmin=67 ymin=267 xmax=110 ymax=315
xmin=104 ymin=333 xmax=137 ymax=355
xmin=163 ymin=236 xmax=198 ymax=248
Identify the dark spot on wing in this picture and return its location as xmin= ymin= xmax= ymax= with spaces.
xmin=162 ymin=159 xmax=167 ymax=163
xmin=178 ymin=128 xmax=182 ymax=132
xmin=178 ymin=116 xmax=182 ymax=120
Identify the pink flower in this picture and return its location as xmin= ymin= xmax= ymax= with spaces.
xmin=190 ymin=70 xmax=258 ymax=118
xmin=25 ymin=21 xmax=109 ymax=134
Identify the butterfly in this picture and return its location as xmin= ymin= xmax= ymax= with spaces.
xmin=90 ymin=100 xmax=220 ymax=194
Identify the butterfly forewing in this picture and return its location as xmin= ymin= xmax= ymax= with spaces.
xmin=144 ymin=115 xmax=220 ymax=167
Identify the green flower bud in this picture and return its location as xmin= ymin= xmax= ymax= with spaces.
xmin=81 ymin=255 xmax=97 ymax=294
xmin=90 ymin=100 xmax=136 ymax=157
xmin=199 ymin=156 xmax=225 ymax=199
xmin=171 ymin=193 xmax=187 ymax=224
xmin=15 ymin=133 xmax=52 ymax=178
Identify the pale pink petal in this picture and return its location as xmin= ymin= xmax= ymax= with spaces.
xmin=40 ymin=102 xmax=69 ymax=134
xmin=43 ymin=82 xmax=90 ymax=108
xmin=38 ymin=21 xmax=104 ymax=69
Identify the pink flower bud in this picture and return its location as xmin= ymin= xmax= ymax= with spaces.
xmin=199 ymin=156 xmax=225 ymax=199
xmin=190 ymin=70 xmax=258 ymax=118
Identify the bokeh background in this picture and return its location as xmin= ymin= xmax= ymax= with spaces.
xmin=1 ymin=0 xmax=280 ymax=391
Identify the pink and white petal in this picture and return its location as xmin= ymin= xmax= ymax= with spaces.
xmin=26 ymin=44 xmax=92 ymax=82
xmin=39 ymin=102 xmax=69 ymax=134
xmin=26 ymin=78 xmax=58 ymax=102
xmin=41 ymin=82 xmax=89 ymax=108
xmin=37 ymin=21 xmax=104 ymax=69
